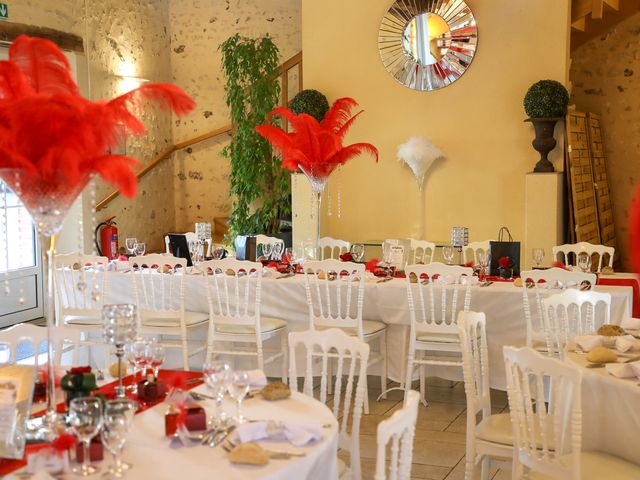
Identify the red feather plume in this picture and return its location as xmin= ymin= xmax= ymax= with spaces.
xmin=0 ymin=35 xmax=195 ymax=200
xmin=256 ymin=97 xmax=377 ymax=179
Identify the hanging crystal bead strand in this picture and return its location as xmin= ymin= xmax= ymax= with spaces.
xmin=76 ymin=186 xmax=87 ymax=292
xmin=89 ymin=180 xmax=100 ymax=302
xmin=337 ymin=167 xmax=342 ymax=219
xmin=326 ymin=178 xmax=332 ymax=216
xmin=1 ymin=182 xmax=9 ymax=297
xmin=16 ymin=196 xmax=25 ymax=305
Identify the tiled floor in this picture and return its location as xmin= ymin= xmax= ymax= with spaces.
xmin=318 ymin=376 xmax=512 ymax=480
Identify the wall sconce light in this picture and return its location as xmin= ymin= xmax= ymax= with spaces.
xmin=117 ymin=75 xmax=149 ymax=95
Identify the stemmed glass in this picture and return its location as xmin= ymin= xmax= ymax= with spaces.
xmin=577 ymin=252 xmax=591 ymax=273
xmin=134 ymin=242 xmax=146 ymax=256
xmin=102 ymin=399 xmax=134 ymax=478
xmin=532 ymin=248 xmax=545 ymax=268
xmin=212 ymin=246 xmax=225 ymax=260
xmin=273 ymin=242 xmax=284 ymax=262
xmin=261 ymin=243 xmax=273 ymax=261
xmin=102 ymin=304 xmax=137 ymax=398
xmin=351 ymin=244 xmax=365 ymax=262
xmin=203 ymin=361 xmax=231 ymax=426
xmin=149 ymin=342 xmax=165 ymax=379
xmin=125 ymin=238 xmax=137 ymax=257
xmin=126 ymin=339 xmax=149 ymax=394
xmin=228 ymin=371 xmax=250 ymax=425
xmin=476 ymin=251 xmax=487 ymax=278
xmin=69 ymin=397 xmax=103 ymax=476
xmin=443 ymin=245 xmax=454 ymax=265
xmin=382 ymin=243 xmax=394 ymax=279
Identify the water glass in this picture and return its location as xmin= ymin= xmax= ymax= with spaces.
xmin=532 ymin=248 xmax=545 ymax=267
xmin=102 ymin=399 xmax=134 ymax=477
xmin=212 ymin=246 xmax=225 ymax=260
xmin=227 ymin=371 xmax=250 ymax=424
xmin=125 ymin=238 xmax=137 ymax=256
xmin=443 ymin=245 xmax=454 ymax=265
xmin=577 ymin=252 xmax=591 ymax=273
xmin=351 ymin=244 xmax=365 ymax=262
xmin=261 ymin=243 xmax=273 ymax=260
xmin=203 ymin=361 xmax=231 ymax=426
xmin=134 ymin=242 xmax=146 ymax=256
xmin=69 ymin=397 xmax=103 ymax=476
xmin=273 ymin=242 xmax=284 ymax=262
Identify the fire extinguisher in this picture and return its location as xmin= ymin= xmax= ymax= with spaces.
xmin=95 ymin=217 xmax=119 ymax=260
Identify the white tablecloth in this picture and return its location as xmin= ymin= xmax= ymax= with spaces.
xmin=101 ymin=271 xmax=633 ymax=389
xmin=565 ymin=350 xmax=640 ymax=465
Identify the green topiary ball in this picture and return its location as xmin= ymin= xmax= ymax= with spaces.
xmin=523 ymin=80 xmax=569 ymax=118
xmin=290 ymin=89 xmax=330 ymax=122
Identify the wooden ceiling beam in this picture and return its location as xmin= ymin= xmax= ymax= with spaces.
xmin=571 ymin=0 xmax=640 ymax=50
xmin=572 ymin=16 xmax=588 ymax=31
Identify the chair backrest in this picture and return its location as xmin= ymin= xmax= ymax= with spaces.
xmin=201 ymin=258 xmax=262 ymax=329
xmin=458 ymin=311 xmax=491 ymax=422
xmin=255 ymin=234 xmax=284 ymax=258
xmin=54 ymin=252 xmax=109 ymax=325
xmin=551 ymin=242 xmax=614 ymax=272
xmin=463 ymin=240 xmax=490 ymax=264
xmin=303 ymin=260 xmax=365 ymax=336
xmin=520 ymin=268 xmax=598 ymax=348
xmin=404 ymin=263 xmax=474 ymax=335
xmin=128 ymin=254 xmax=187 ymax=328
xmin=289 ymin=328 xmax=369 ymax=480
xmin=542 ymin=289 xmax=611 ymax=359
xmin=375 ymin=390 xmax=420 ymax=480
xmin=504 ymin=346 xmax=582 ymax=480
xmin=0 ymin=323 xmax=80 ymax=368
xmin=318 ymin=237 xmax=351 ymax=260
xmin=407 ymin=239 xmax=436 ymax=264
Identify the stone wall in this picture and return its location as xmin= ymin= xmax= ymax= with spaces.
xmin=570 ymin=12 xmax=640 ymax=270
xmin=168 ymin=0 xmax=301 ymax=233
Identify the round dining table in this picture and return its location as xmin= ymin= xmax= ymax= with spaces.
xmin=565 ymin=349 xmax=640 ymax=466
xmin=121 ymin=387 xmax=339 ymax=480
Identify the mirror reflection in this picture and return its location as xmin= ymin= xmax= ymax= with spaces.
xmin=403 ymin=13 xmax=450 ymax=66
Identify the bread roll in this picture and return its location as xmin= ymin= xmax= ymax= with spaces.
xmin=586 ymin=346 xmax=617 ymax=364
xmin=261 ymin=381 xmax=291 ymax=401
xmin=597 ymin=324 xmax=625 ymax=337
xmin=228 ymin=442 xmax=269 ymax=465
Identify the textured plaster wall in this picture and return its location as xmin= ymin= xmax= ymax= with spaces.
xmin=570 ymin=12 xmax=640 ymax=271
xmin=169 ymin=0 xmax=301 ymax=233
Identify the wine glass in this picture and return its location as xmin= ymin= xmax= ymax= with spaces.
xmin=443 ymin=245 xmax=454 ymax=265
xmin=149 ymin=341 xmax=165 ymax=379
xmin=203 ymin=361 xmax=231 ymax=426
xmin=273 ymin=242 xmax=284 ymax=262
xmin=125 ymin=238 xmax=137 ymax=257
xmin=351 ymin=244 xmax=365 ymax=262
xmin=212 ymin=246 xmax=225 ymax=260
xmin=476 ymin=251 xmax=486 ymax=277
xmin=532 ymin=248 xmax=545 ymax=268
xmin=126 ymin=339 xmax=148 ymax=394
xmin=102 ymin=399 xmax=134 ymax=477
xmin=382 ymin=243 xmax=394 ymax=279
xmin=227 ymin=371 xmax=250 ymax=424
xmin=577 ymin=252 xmax=591 ymax=273
xmin=69 ymin=397 xmax=103 ymax=476
xmin=261 ymin=243 xmax=273 ymax=260
xmin=134 ymin=242 xmax=146 ymax=256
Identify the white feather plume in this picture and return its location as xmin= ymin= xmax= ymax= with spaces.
xmin=397 ymin=136 xmax=445 ymax=189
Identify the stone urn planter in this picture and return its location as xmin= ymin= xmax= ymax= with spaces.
xmin=525 ymin=117 xmax=562 ymax=173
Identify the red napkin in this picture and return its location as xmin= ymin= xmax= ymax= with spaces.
xmin=340 ymin=252 xmax=353 ymax=262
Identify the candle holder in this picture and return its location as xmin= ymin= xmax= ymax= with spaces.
xmin=102 ymin=304 xmax=137 ymax=398
xmin=451 ymin=227 xmax=469 ymax=264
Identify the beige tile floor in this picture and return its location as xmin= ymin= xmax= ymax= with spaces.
xmin=311 ymin=376 xmax=512 ymax=480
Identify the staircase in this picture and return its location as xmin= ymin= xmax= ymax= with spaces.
xmin=571 ymin=0 xmax=640 ymax=50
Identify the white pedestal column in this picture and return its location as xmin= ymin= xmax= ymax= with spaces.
xmin=524 ymin=172 xmax=564 ymax=270
xmin=291 ymin=173 xmax=316 ymax=248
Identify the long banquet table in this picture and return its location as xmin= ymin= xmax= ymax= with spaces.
xmin=101 ymin=270 xmax=634 ymax=390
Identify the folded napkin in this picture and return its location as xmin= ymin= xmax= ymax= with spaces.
xmin=621 ymin=317 xmax=640 ymax=330
xmin=247 ymin=369 xmax=267 ymax=388
xmin=616 ymin=335 xmax=640 ymax=353
xmin=606 ymin=361 xmax=640 ymax=379
xmin=575 ymin=335 xmax=640 ymax=353
xmin=575 ymin=335 xmax=603 ymax=352
xmin=233 ymin=420 xmax=322 ymax=447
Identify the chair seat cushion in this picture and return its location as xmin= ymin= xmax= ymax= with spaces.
xmin=416 ymin=332 xmax=460 ymax=343
xmin=320 ymin=320 xmax=387 ymax=337
xmin=529 ymin=451 xmax=640 ymax=480
xmin=142 ymin=311 xmax=209 ymax=328
xmin=476 ymin=413 xmax=513 ymax=446
xmin=64 ymin=315 xmax=102 ymax=326
xmin=215 ymin=317 xmax=287 ymax=335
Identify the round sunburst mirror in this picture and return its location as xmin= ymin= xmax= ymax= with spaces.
xmin=379 ymin=0 xmax=478 ymax=91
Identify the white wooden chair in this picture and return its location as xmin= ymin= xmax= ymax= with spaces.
xmin=201 ymin=259 xmax=287 ymax=381
xmin=0 ymin=323 xmax=80 ymax=368
xmin=289 ymin=328 xmax=369 ymax=480
xmin=374 ymin=390 xmax=420 ymax=480
xmin=54 ymin=252 xmax=110 ymax=367
xmin=520 ymin=268 xmax=597 ymax=350
xmin=404 ymin=263 xmax=474 ymax=405
xmin=552 ymin=242 xmax=615 ymax=272
xmin=255 ymin=234 xmax=284 ymax=259
xmin=504 ymin=346 xmax=640 ymax=480
xmin=407 ymin=239 xmax=436 ymax=264
xmin=542 ymin=289 xmax=611 ymax=360
xmin=318 ymin=237 xmax=351 ymax=260
xmin=128 ymin=254 xmax=208 ymax=370
xmin=463 ymin=241 xmax=491 ymax=265
xmin=303 ymin=259 xmax=387 ymax=414
xmin=165 ymin=233 xmax=212 ymax=258
xmin=458 ymin=311 xmax=512 ymax=480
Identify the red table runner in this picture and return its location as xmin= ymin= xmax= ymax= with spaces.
xmin=0 ymin=370 xmax=203 ymax=476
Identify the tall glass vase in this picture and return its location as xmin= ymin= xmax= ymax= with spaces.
xmin=0 ymin=169 xmax=90 ymax=441
xmin=299 ymin=167 xmax=327 ymax=252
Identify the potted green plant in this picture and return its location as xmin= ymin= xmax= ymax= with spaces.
xmin=219 ymin=34 xmax=291 ymax=251
xmin=523 ymin=80 xmax=570 ymax=173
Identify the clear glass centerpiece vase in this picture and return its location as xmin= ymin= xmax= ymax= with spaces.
xmin=299 ymin=166 xmax=327 ymax=251
xmin=0 ymin=168 xmax=91 ymax=441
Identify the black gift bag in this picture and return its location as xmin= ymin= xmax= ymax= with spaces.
xmin=489 ymin=227 xmax=521 ymax=276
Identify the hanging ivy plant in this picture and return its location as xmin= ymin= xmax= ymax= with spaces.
xmin=219 ymin=34 xmax=289 ymax=241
